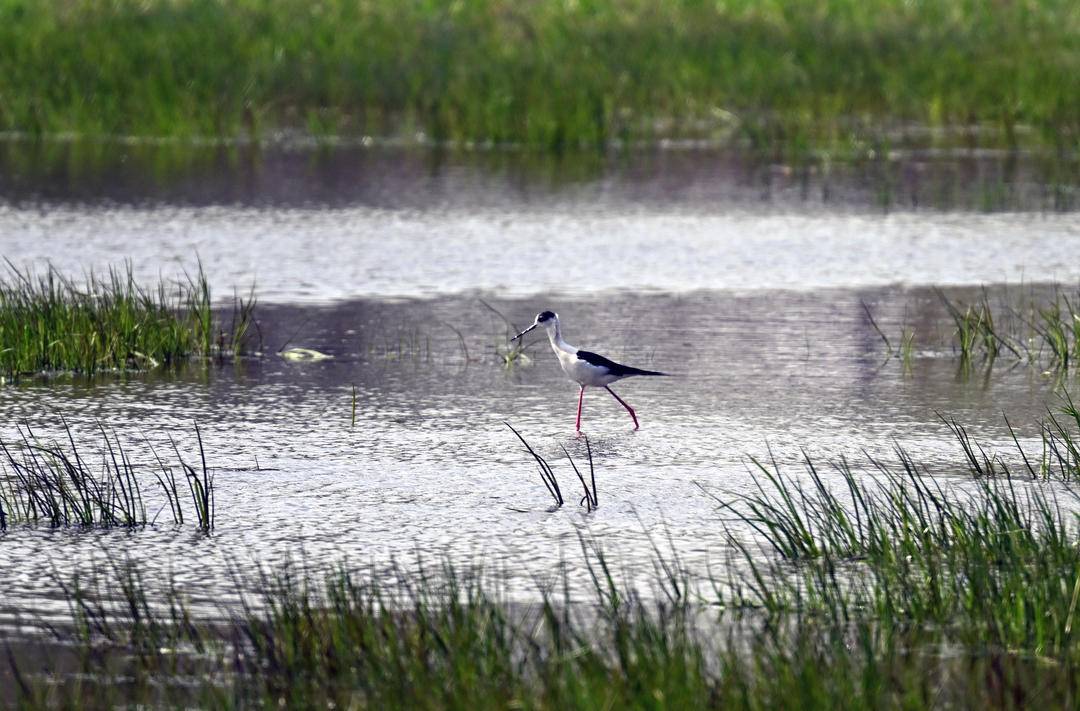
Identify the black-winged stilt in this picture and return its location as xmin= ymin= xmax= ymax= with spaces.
xmin=512 ymin=311 xmax=666 ymax=431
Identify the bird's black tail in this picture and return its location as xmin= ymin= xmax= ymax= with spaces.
xmin=624 ymin=367 xmax=668 ymax=377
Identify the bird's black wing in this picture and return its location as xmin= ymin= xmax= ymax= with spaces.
xmin=576 ymin=350 xmax=666 ymax=377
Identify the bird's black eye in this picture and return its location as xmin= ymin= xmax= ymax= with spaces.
xmin=537 ymin=310 xmax=555 ymax=322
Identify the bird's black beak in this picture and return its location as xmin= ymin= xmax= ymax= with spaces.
xmin=511 ymin=324 xmax=537 ymax=341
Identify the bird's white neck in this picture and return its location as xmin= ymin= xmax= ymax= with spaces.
xmin=545 ymin=322 xmax=575 ymax=355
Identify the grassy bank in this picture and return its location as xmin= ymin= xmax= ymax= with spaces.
xmin=1 ymin=0 xmax=1077 ymax=154
xmin=0 ymin=264 xmax=255 ymax=378
xmin=7 ymin=411 xmax=1080 ymax=708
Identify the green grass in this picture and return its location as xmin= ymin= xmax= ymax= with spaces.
xmin=1 ymin=0 xmax=1077 ymax=154
xmin=0 ymin=262 xmax=256 ymax=378
xmin=8 ymin=409 xmax=1080 ymax=708
xmin=709 ymin=418 xmax=1080 ymax=707
xmin=0 ymin=419 xmax=215 ymax=531
xmin=937 ymin=287 xmax=1080 ymax=370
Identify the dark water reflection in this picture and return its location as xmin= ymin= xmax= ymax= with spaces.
xmin=0 ymin=287 xmax=1073 ymax=623
xmin=0 ymin=140 xmax=1076 ymax=211
xmin=2 ymin=144 xmax=1078 ymax=303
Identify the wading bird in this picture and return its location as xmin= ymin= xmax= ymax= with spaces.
xmin=512 ymin=311 xmax=666 ymax=431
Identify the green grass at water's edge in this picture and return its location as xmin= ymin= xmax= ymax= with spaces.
xmin=7 ymin=411 xmax=1080 ymax=709
xmin=0 ymin=263 xmax=256 ymax=378
xmin=1 ymin=0 xmax=1078 ymax=155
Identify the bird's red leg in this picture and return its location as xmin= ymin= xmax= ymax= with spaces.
xmin=605 ymin=386 xmax=639 ymax=430
xmin=576 ymin=386 xmax=586 ymax=432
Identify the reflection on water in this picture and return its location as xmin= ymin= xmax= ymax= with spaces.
xmin=0 ymin=287 xmax=1072 ymax=622
xmin=1 ymin=141 xmax=1076 ymax=212
xmin=1 ymin=143 xmax=1077 ymax=303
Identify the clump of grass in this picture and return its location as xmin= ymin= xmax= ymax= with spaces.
xmin=8 ymin=553 xmax=703 ymax=709
xmin=707 ymin=412 xmax=1080 ymax=669
xmin=929 ymin=287 xmax=1080 ymax=369
xmin=1026 ymin=292 xmax=1080 ymax=369
xmin=171 ymin=422 xmax=215 ymax=532
xmin=938 ymin=290 xmax=1014 ymax=362
xmin=0 ymin=418 xmax=215 ymax=531
xmin=685 ymin=419 xmax=1080 ymax=709
xmin=0 ymin=262 xmax=256 ymax=378
xmin=1026 ymin=393 xmax=1080 ymax=481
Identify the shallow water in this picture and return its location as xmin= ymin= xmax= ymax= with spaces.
xmin=0 ymin=146 xmax=1078 ymax=625
xmin=0 ymin=146 xmax=1078 ymax=301
xmin=0 ymin=288 xmax=1073 ymax=624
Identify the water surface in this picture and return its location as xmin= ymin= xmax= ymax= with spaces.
xmin=0 ymin=145 xmax=1077 ymax=625
xmin=1 ymin=145 xmax=1077 ymax=301
xmin=0 ymin=289 xmax=1072 ymax=625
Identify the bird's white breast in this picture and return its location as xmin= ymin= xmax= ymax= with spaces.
xmin=555 ymin=347 xmax=620 ymax=387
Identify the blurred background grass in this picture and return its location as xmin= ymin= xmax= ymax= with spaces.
xmin=0 ymin=0 xmax=1077 ymax=154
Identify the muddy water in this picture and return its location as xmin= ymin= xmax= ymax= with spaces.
xmin=0 ymin=146 xmax=1078 ymax=624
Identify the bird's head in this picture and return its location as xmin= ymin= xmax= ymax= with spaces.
xmin=511 ymin=310 xmax=558 ymax=341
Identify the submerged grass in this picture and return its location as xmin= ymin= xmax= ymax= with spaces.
xmin=0 ymin=263 xmax=256 ymax=378
xmin=9 ymin=409 xmax=1080 ymax=708
xmin=1 ymin=0 xmax=1077 ymax=154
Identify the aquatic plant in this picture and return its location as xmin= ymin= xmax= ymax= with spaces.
xmin=504 ymin=422 xmax=563 ymax=507
xmin=1027 ymin=293 xmax=1080 ymax=369
xmin=1030 ymin=393 xmax=1080 ymax=481
xmin=711 ymin=436 xmax=1080 ymax=696
xmin=0 ymin=262 xmax=256 ymax=378
xmin=926 ymin=287 xmax=1080 ymax=371
xmin=172 ymin=423 xmax=215 ymax=533
xmin=505 ymin=423 xmax=598 ymax=511
xmin=1 ymin=0 xmax=1076 ymax=154
xmin=0 ymin=419 xmax=214 ymax=531
xmin=938 ymin=290 xmax=1007 ymax=361
xmin=10 ymin=408 xmax=1080 ymax=708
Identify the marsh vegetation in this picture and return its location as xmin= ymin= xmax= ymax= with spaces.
xmin=0 ymin=264 xmax=256 ymax=378
xmin=6 ymin=410 xmax=1080 ymax=708
xmin=2 ymin=0 xmax=1077 ymax=154
xmin=0 ymin=419 xmax=215 ymax=532
xmin=1 ymin=9 xmax=1078 ymax=697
